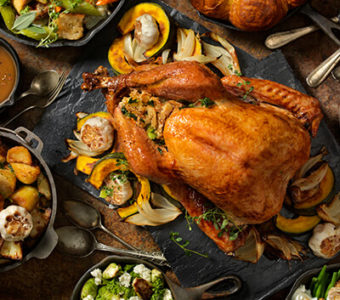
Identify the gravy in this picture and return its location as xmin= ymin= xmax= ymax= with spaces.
xmin=0 ymin=46 xmax=17 ymax=103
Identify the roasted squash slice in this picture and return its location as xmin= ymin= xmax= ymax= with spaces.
xmin=0 ymin=166 xmax=16 ymax=198
xmin=108 ymin=35 xmax=135 ymax=74
xmin=76 ymin=112 xmax=113 ymax=131
xmin=275 ymin=213 xmax=320 ymax=235
xmin=87 ymin=153 xmax=128 ymax=189
xmin=6 ymin=146 xmax=32 ymax=165
xmin=117 ymin=2 xmax=171 ymax=58
xmin=161 ymin=184 xmax=179 ymax=202
xmin=76 ymin=155 xmax=100 ymax=175
xmin=117 ymin=175 xmax=151 ymax=219
xmin=11 ymin=186 xmax=39 ymax=211
xmin=294 ymin=165 xmax=334 ymax=211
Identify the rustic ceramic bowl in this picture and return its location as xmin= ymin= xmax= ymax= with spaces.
xmin=0 ymin=38 xmax=20 ymax=110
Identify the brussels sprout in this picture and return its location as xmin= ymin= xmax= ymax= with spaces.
xmin=103 ymin=263 xmax=120 ymax=279
xmin=81 ymin=278 xmax=98 ymax=299
xmin=97 ymin=286 xmax=120 ymax=300
xmin=151 ymin=268 xmax=163 ymax=283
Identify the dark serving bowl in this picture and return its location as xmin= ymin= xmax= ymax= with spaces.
xmin=71 ymin=255 xmax=242 ymax=300
xmin=0 ymin=127 xmax=58 ymax=272
xmin=0 ymin=38 xmax=20 ymax=109
xmin=286 ymin=263 xmax=340 ymax=300
xmin=0 ymin=0 xmax=125 ymax=47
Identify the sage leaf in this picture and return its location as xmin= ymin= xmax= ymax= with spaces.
xmin=26 ymin=25 xmax=46 ymax=34
xmin=12 ymin=11 xmax=36 ymax=31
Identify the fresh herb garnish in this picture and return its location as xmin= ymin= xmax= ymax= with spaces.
xmin=121 ymin=106 xmax=137 ymax=121
xmin=115 ymin=158 xmax=128 ymax=167
xmin=147 ymin=126 xmax=157 ymax=140
xmin=20 ymin=6 xmax=30 ymax=14
xmin=190 ymin=208 xmax=243 ymax=240
xmin=12 ymin=11 xmax=36 ymax=31
xmin=243 ymin=86 xmax=254 ymax=100
xmin=128 ymin=97 xmax=138 ymax=104
xmin=69 ymin=0 xmax=82 ymax=9
xmin=170 ymin=231 xmax=208 ymax=258
xmin=0 ymin=162 xmax=4 ymax=169
xmin=0 ymin=0 xmax=9 ymax=6
xmin=187 ymin=97 xmax=215 ymax=109
xmin=37 ymin=5 xmax=59 ymax=47
xmin=157 ymin=147 xmax=163 ymax=155
xmin=27 ymin=25 xmax=46 ymax=34
xmin=147 ymin=100 xmax=154 ymax=107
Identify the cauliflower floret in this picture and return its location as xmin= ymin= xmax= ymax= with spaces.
xmin=133 ymin=264 xmax=151 ymax=282
xmin=90 ymin=268 xmax=102 ymax=286
xmin=119 ymin=272 xmax=132 ymax=288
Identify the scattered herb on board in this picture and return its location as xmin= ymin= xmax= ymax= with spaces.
xmin=169 ymin=231 xmax=208 ymax=258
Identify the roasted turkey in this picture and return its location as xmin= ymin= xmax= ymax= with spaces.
xmin=82 ymin=61 xmax=322 ymax=252
xmin=190 ymin=0 xmax=307 ymax=31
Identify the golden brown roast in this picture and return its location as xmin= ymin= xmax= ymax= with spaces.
xmin=190 ymin=0 xmax=306 ymax=31
xmin=82 ymin=61 xmax=322 ymax=244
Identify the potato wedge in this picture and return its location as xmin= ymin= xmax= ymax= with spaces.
xmin=0 ymin=166 xmax=16 ymax=198
xmin=6 ymin=146 xmax=32 ymax=165
xmin=11 ymin=186 xmax=39 ymax=211
xmin=37 ymin=173 xmax=51 ymax=200
xmin=30 ymin=208 xmax=51 ymax=239
xmin=0 ymin=241 xmax=23 ymax=260
xmin=11 ymin=163 xmax=40 ymax=184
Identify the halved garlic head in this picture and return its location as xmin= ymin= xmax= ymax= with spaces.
xmin=80 ymin=117 xmax=114 ymax=152
xmin=0 ymin=205 xmax=33 ymax=241
xmin=308 ymin=223 xmax=340 ymax=259
xmin=134 ymin=14 xmax=159 ymax=50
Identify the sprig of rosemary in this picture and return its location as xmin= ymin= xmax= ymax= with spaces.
xmin=169 ymin=232 xmax=208 ymax=258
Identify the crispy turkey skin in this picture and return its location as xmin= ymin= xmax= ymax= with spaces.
xmin=82 ymin=61 xmax=322 ymax=248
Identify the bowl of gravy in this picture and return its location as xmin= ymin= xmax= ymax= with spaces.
xmin=0 ymin=38 xmax=20 ymax=109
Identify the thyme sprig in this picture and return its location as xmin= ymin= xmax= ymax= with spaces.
xmin=170 ymin=232 xmax=208 ymax=258
xmin=189 ymin=208 xmax=243 ymax=241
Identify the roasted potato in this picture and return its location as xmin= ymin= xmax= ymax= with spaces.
xmin=11 ymin=186 xmax=39 ymax=211
xmin=6 ymin=146 xmax=32 ymax=165
xmin=37 ymin=173 xmax=51 ymax=200
xmin=0 ymin=167 xmax=16 ymax=198
xmin=11 ymin=163 xmax=40 ymax=184
xmin=12 ymin=0 xmax=31 ymax=13
xmin=30 ymin=208 xmax=51 ymax=239
xmin=0 ymin=241 xmax=23 ymax=260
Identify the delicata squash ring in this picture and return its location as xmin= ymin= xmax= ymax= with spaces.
xmin=0 ymin=127 xmax=57 ymax=272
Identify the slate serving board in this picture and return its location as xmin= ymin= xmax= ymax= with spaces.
xmin=33 ymin=1 xmax=340 ymax=299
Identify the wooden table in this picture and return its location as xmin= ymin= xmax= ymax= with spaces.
xmin=0 ymin=1 xmax=339 ymax=299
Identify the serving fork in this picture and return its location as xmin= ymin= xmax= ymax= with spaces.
xmin=1 ymin=71 xmax=67 ymax=127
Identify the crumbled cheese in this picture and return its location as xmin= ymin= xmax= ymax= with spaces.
xmin=90 ymin=268 xmax=102 ymax=286
xmin=133 ymin=264 xmax=151 ymax=282
xmin=163 ymin=289 xmax=173 ymax=300
xmin=83 ymin=296 xmax=94 ymax=300
xmin=119 ymin=272 xmax=131 ymax=288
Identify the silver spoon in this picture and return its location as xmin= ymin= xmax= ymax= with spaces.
xmin=56 ymin=226 xmax=170 ymax=267
xmin=332 ymin=66 xmax=340 ymax=80
xmin=16 ymin=70 xmax=60 ymax=101
xmin=63 ymin=200 xmax=138 ymax=251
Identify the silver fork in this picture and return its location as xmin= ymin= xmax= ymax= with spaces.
xmin=1 ymin=71 xmax=67 ymax=127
